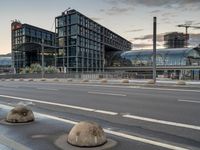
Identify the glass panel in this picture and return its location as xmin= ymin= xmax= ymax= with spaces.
xmin=69 ymin=25 xmax=77 ymax=35
xmin=69 ymin=35 xmax=77 ymax=45
xmin=70 ymin=14 xmax=78 ymax=24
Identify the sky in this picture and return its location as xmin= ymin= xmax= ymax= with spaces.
xmin=0 ymin=0 xmax=200 ymax=54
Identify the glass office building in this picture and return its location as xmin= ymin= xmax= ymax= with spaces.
xmin=55 ymin=9 xmax=132 ymax=72
xmin=11 ymin=21 xmax=56 ymax=72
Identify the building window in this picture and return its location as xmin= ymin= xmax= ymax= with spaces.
xmin=70 ymin=14 xmax=78 ymax=24
xmin=69 ymin=25 xmax=78 ymax=35
xmin=69 ymin=35 xmax=77 ymax=45
xmin=58 ymin=27 xmax=65 ymax=36
xmin=69 ymin=46 xmax=76 ymax=56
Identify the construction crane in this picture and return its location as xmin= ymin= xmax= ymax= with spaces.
xmin=177 ymin=24 xmax=200 ymax=47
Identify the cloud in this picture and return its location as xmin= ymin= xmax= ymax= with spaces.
xmin=150 ymin=10 xmax=161 ymax=13
xmin=189 ymin=33 xmax=200 ymax=46
xmin=105 ymin=0 xmax=200 ymax=10
xmin=100 ymin=6 xmax=131 ymax=15
xmin=133 ymin=33 xmax=164 ymax=42
xmin=132 ymin=43 xmax=153 ymax=49
xmin=132 ymin=33 xmax=200 ymax=49
xmin=125 ymin=29 xmax=144 ymax=33
xmin=90 ymin=17 xmax=102 ymax=21
xmin=132 ymin=33 xmax=165 ymax=49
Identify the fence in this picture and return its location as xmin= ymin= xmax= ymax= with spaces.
xmin=0 ymin=72 xmax=153 ymax=80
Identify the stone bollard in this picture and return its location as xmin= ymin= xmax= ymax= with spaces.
xmin=101 ymin=79 xmax=107 ymax=83
xmin=19 ymin=78 xmax=24 ymax=81
xmin=67 ymin=78 xmax=73 ymax=82
xmin=53 ymin=78 xmax=59 ymax=82
xmin=67 ymin=121 xmax=107 ymax=147
xmin=1 ymin=78 xmax=6 ymax=81
xmin=6 ymin=105 xmax=35 ymax=123
xmin=10 ymin=78 xmax=15 ymax=81
xmin=28 ymin=78 xmax=34 ymax=82
xmin=81 ymin=79 xmax=89 ymax=83
xmin=147 ymin=80 xmax=155 ymax=84
xmin=40 ymin=78 xmax=46 ymax=81
xmin=176 ymin=80 xmax=186 ymax=85
xmin=121 ymin=79 xmax=129 ymax=83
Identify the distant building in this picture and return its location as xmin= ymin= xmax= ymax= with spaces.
xmin=55 ymin=9 xmax=132 ymax=72
xmin=0 ymin=56 xmax=12 ymax=74
xmin=11 ymin=21 xmax=56 ymax=73
xmin=164 ymin=32 xmax=188 ymax=48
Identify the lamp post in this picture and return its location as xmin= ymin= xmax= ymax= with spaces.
xmin=153 ymin=17 xmax=157 ymax=84
xmin=41 ymin=39 xmax=45 ymax=78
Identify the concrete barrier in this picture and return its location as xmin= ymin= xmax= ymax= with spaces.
xmin=40 ymin=78 xmax=46 ymax=82
xmin=67 ymin=121 xmax=107 ymax=147
xmin=147 ymin=80 xmax=155 ymax=84
xmin=101 ymin=79 xmax=107 ymax=83
xmin=28 ymin=78 xmax=34 ymax=82
xmin=176 ymin=80 xmax=186 ymax=85
xmin=121 ymin=79 xmax=129 ymax=83
xmin=81 ymin=79 xmax=89 ymax=83
xmin=19 ymin=78 xmax=24 ymax=81
xmin=6 ymin=105 xmax=35 ymax=123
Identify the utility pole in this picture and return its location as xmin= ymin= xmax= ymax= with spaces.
xmin=41 ymin=39 xmax=44 ymax=78
xmin=153 ymin=17 xmax=157 ymax=84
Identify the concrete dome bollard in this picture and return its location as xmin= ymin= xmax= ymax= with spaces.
xmin=53 ymin=78 xmax=59 ymax=82
xmin=147 ymin=80 xmax=155 ymax=84
xmin=1 ymin=78 xmax=6 ymax=81
xmin=176 ymin=80 xmax=186 ymax=85
xmin=6 ymin=105 xmax=35 ymax=123
xmin=81 ymin=79 xmax=89 ymax=83
xmin=40 ymin=78 xmax=46 ymax=81
xmin=121 ymin=79 xmax=129 ymax=83
xmin=67 ymin=121 xmax=107 ymax=147
xmin=19 ymin=78 xmax=24 ymax=81
xmin=67 ymin=78 xmax=73 ymax=82
xmin=101 ymin=79 xmax=107 ymax=83
xmin=28 ymin=78 xmax=34 ymax=82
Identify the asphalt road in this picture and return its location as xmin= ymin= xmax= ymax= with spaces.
xmin=0 ymin=80 xmax=200 ymax=150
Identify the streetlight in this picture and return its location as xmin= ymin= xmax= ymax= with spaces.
xmin=41 ymin=39 xmax=44 ymax=78
xmin=153 ymin=17 xmax=157 ymax=84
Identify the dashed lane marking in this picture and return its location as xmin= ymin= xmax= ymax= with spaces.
xmin=88 ymin=91 xmax=127 ymax=97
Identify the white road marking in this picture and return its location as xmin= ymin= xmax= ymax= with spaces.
xmin=178 ymin=99 xmax=200 ymax=104
xmin=123 ymin=114 xmax=200 ymax=131
xmin=0 ymin=135 xmax=31 ymax=150
xmin=0 ymin=104 xmax=189 ymax=150
xmin=36 ymin=88 xmax=58 ymax=91
xmin=134 ymin=86 xmax=200 ymax=93
xmin=88 ymin=91 xmax=126 ymax=97
xmin=104 ymin=129 xmax=188 ymax=150
xmin=94 ymin=110 xmax=118 ymax=115
xmin=0 ymin=94 xmax=118 ymax=115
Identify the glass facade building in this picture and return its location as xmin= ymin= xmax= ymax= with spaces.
xmin=55 ymin=9 xmax=132 ymax=72
xmin=11 ymin=21 xmax=56 ymax=72
xmin=109 ymin=48 xmax=200 ymax=67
